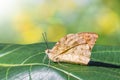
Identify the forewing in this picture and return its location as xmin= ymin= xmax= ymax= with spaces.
xmin=50 ymin=32 xmax=98 ymax=54
xmin=55 ymin=44 xmax=91 ymax=65
xmin=46 ymin=32 xmax=98 ymax=65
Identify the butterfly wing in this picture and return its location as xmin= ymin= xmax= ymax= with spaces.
xmin=46 ymin=32 xmax=98 ymax=65
xmin=53 ymin=44 xmax=91 ymax=65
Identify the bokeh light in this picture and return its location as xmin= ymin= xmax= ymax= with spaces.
xmin=0 ymin=0 xmax=120 ymax=45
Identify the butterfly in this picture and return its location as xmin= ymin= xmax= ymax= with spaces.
xmin=45 ymin=32 xmax=98 ymax=65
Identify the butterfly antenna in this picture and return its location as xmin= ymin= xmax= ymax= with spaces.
xmin=42 ymin=32 xmax=49 ymax=49
xmin=42 ymin=32 xmax=51 ymax=64
xmin=41 ymin=32 xmax=51 ymax=80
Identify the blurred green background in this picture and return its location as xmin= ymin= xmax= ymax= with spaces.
xmin=0 ymin=0 xmax=120 ymax=45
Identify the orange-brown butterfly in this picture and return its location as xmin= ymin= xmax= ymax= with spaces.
xmin=45 ymin=32 xmax=98 ymax=65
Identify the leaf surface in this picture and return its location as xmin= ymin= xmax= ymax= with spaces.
xmin=0 ymin=43 xmax=120 ymax=80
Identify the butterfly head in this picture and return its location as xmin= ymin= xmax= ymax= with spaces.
xmin=45 ymin=49 xmax=59 ymax=62
xmin=45 ymin=49 xmax=51 ymax=54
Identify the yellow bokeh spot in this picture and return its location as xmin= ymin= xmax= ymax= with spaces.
xmin=96 ymin=9 xmax=119 ymax=34
xmin=47 ymin=25 xmax=66 ymax=41
xmin=13 ymin=13 xmax=43 ymax=44
xmin=19 ymin=27 xmax=43 ymax=44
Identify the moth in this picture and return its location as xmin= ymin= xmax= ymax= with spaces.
xmin=45 ymin=32 xmax=98 ymax=65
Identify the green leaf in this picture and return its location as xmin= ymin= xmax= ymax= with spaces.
xmin=92 ymin=45 xmax=120 ymax=65
xmin=0 ymin=42 xmax=120 ymax=80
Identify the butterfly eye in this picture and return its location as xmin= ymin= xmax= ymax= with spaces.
xmin=54 ymin=57 xmax=60 ymax=62
xmin=45 ymin=49 xmax=52 ymax=54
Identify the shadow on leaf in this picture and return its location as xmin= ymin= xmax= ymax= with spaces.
xmin=88 ymin=61 xmax=120 ymax=68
